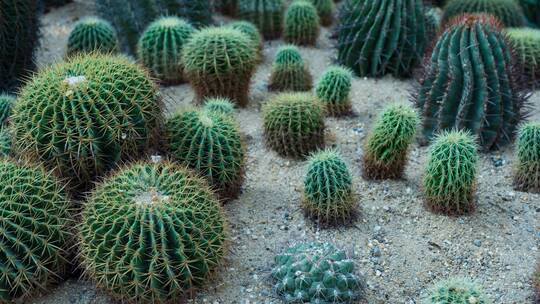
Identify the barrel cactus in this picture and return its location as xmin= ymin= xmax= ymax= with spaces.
xmin=269 ymin=45 xmax=313 ymax=92
xmin=315 ymin=66 xmax=353 ymax=116
xmin=271 ymin=242 xmax=365 ymax=303
xmin=228 ymin=20 xmax=264 ymax=61
xmin=238 ymin=0 xmax=284 ymax=40
xmin=67 ymin=17 xmax=119 ymax=56
xmin=12 ymin=54 xmax=163 ymax=192
xmin=513 ymin=122 xmax=540 ymax=193
xmin=0 ymin=128 xmax=11 ymax=157
xmin=0 ymin=93 xmax=14 ymax=125
xmin=363 ymin=104 xmax=419 ymax=180
xmin=284 ymin=1 xmax=320 ymax=46
xmin=80 ymin=162 xmax=227 ymax=303
xmin=0 ymin=159 xmax=71 ymax=302
xmin=308 ymin=0 xmax=334 ymax=26
xmin=423 ymin=130 xmax=479 ymax=215
xmin=178 ymin=0 xmax=213 ymax=28
xmin=166 ymin=109 xmax=246 ymax=200
xmin=203 ymin=97 xmax=236 ymax=116
xmin=442 ymin=0 xmax=527 ymax=27
xmin=423 ymin=278 xmax=490 ymax=304
xmin=337 ymin=0 xmax=428 ymax=78
xmin=505 ymin=28 xmax=540 ymax=89
xmin=263 ymin=93 xmax=325 ymax=158
xmin=138 ymin=17 xmax=195 ymax=84
xmin=182 ymin=27 xmax=257 ymax=107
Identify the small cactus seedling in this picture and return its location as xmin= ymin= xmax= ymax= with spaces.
xmin=284 ymin=1 xmax=320 ymax=46
xmin=269 ymin=45 xmax=313 ymax=92
xmin=203 ymin=97 xmax=236 ymax=116
xmin=506 ymin=28 xmax=540 ymax=89
xmin=263 ymin=92 xmax=325 ymax=158
xmin=423 ymin=278 xmax=491 ymax=304
xmin=315 ymin=65 xmax=353 ymax=116
xmin=238 ymin=0 xmax=284 ymax=40
xmin=423 ymin=130 xmax=479 ymax=215
xmin=228 ymin=20 xmax=264 ymax=61
xmin=442 ymin=0 xmax=527 ymax=27
xmin=0 ymin=93 xmax=14 ymax=125
xmin=363 ymin=104 xmax=419 ymax=180
xmin=308 ymin=0 xmax=334 ymax=26
xmin=67 ymin=17 xmax=119 ymax=56
xmin=513 ymin=122 xmax=540 ymax=193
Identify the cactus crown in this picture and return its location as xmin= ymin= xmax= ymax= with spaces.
xmin=0 ymin=93 xmax=14 ymax=125
xmin=442 ymin=0 xmax=526 ymax=27
xmin=228 ymin=20 xmax=263 ymax=50
xmin=513 ymin=122 xmax=540 ymax=193
xmin=274 ymin=45 xmax=304 ymax=66
xmin=315 ymin=66 xmax=353 ymax=116
xmin=284 ymin=0 xmax=320 ymax=45
xmin=424 ymin=278 xmax=491 ymax=304
xmin=67 ymin=16 xmax=119 ymax=56
xmin=203 ymin=97 xmax=236 ymax=116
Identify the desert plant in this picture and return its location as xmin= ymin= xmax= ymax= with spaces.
xmin=284 ymin=1 xmax=320 ymax=46
xmin=238 ymin=0 xmax=284 ymax=40
xmin=363 ymin=104 xmax=419 ymax=180
xmin=506 ymin=28 xmax=540 ymax=89
xmin=228 ymin=20 xmax=264 ymax=61
xmin=0 ymin=93 xmax=14 ymax=126
xmin=12 ymin=54 xmax=163 ymax=192
xmin=423 ymin=130 xmax=479 ymax=215
xmin=308 ymin=0 xmax=334 ymax=26
xmin=216 ymin=0 xmax=238 ymax=16
xmin=315 ymin=65 xmax=353 ymax=116
xmin=263 ymin=92 xmax=325 ymax=158
xmin=203 ymin=97 xmax=236 ymax=116
xmin=337 ymin=0 xmax=428 ymax=78
xmin=0 ymin=128 xmax=10 ymax=157
xmin=442 ymin=0 xmax=527 ymax=27
xmin=166 ymin=109 xmax=246 ymax=200
xmin=79 ymin=162 xmax=227 ymax=303
xmin=423 ymin=278 xmax=490 ymax=303
xmin=67 ymin=17 xmax=119 ymax=56
xmin=513 ymin=122 xmax=540 ymax=193
xmin=269 ymin=45 xmax=313 ymax=92
xmin=182 ymin=27 xmax=257 ymax=107
xmin=137 ymin=16 xmax=195 ymax=84
xmin=0 ymin=159 xmax=71 ymax=302
xmin=272 ymin=242 xmax=365 ymax=303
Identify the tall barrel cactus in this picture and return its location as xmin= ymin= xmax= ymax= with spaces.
xmin=506 ymin=28 xmax=540 ymax=88
xmin=424 ymin=278 xmax=490 ymax=304
xmin=12 ymin=54 xmax=163 ymax=192
xmin=442 ymin=0 xmax=527 ymax=27
xmin=67 ymin=17 xmax=119 ymax=56
xmin=315 ymin=66 xmax=353 ymax=116
xmin=284 ymin=1 xmax=320 ymax=46
xmin=80 ymin=162 xmax=227 ymax=303
xmin=513 ymin=122 xmax=540 ymax=193
xmin=239 ymin=0 xmax=284 ymax=40
xmin=415 ymin=15 xmax=526 ymax=150
xmin=269 ymin=45 xmax=313 ymax=92
xmin=337 ymin=0 xmax=428 ymax=78
xmin=178 ymin=0 xmax=213 ymax=28
xmin=203 ymin=97 xmax=236 ymax=116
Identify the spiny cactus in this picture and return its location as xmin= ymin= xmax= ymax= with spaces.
xmin=228 ymin=21 xmax=264 ymax=61
xmin=166 ymin=109 xmax=245 ymax=200
xmin=337 ymin=0 xmax=428 ymax=78
xmin=67 ymin=17 xmax=119 ymax=56
xmin=513 ymin=122 xmax=540 ymax=193
xmin=0 ymin=159 xmax=71 ymax=302
xmin=138 ymin=17 xmax=195 ymax=84
xmin=363 ymin=104 xmax=419 ymax=180
xmin=269 ymin=45 xmax=313 ymax=92
xmin=0 ymin=93 xmax=14 ymax=126
xmin=182 ymin=27 xmax=257 ymax=107
xmin=203 ymin=97 xmax=236 ymax=116
xmin=442 ymin=0 xmax=527 ymax=27
xmin=423 ymin=278 xmax=490 ymax=304
xmin=284 ymin=1 xmax=320 ymax=46
xmin=0 ymin=128 xmax=11 ymax=157
xmin=80 ymin=162 xmax=227 ymax=303
xmin=308 ymin=0 xmax=334 ymax=26
xmin=12 ymin=54 xmax=163 ymax=192
xmin=263 ymin=92 xmax=325 ymax=158
xmin=216 ymin=0 xmax=238 ymax=16
xmin=272 ymin=242 xmax=366 ymax=303
xmin=238 ymin=0 xmax=284 ymax=40
xmin=505 ymin=28 xmax=540 ymax=89
xmin=315 ymin=66 xmax=353 ymax=116
xmin=423 ymin=130 xmax=479 ymax=215
xmin=0 ymin=0 xmax=40 ymax=93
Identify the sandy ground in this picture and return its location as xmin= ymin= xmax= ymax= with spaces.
xmin=30 ymin=1 xmax=540 ymax=303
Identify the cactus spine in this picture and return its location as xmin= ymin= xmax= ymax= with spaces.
xmin=513 ymin=122 xmax=540 ymax=193
xmin=284 ymin=1 xmax=320 ymax=46
xmin=315 ymin=66 xmax=353 ymax=116
xmin=269 ymin=45 xmax=313 ymax=92
xmin=203 ymin=97 xmax=236 ymax=116
xmin=505 ymin=28 xmax=540 ymax=89
xmin=238 ymin=0 xmax=284 ymax=40
xmin=67 ymin=17 xmax=119 ymax=56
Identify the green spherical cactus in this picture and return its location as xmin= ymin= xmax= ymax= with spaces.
xmin=0 ymin=159 xmax=71 ymax=302
xmin=263 ymin=92 xmax=325 ymax=158
xmin=0 ymin=93 xmax=15 ymax=126
xmin=80 ymin=162 xmax=227 ymax=303
xmin=303 ymin=149 xmax=356 ymax=225
xmin=505 ymin=28 xmax=540 ymax=88
xmin=67 ymin=17 xmax=119 ymax=56
xmin=423 ymin=130 xmax=479 ymax=215
xmin=423 ymin=278 xmax=491 ymax=304
xmin=271 ymin=242 xmax=365 ymax=303
xmin=269 ymin=45 xmax=313 ymax=92
xmin=0 ymin=128 xmax=11 ymax=157
xmin=315 ymin=66 xmax=353 ymax=116
xmin=203 ymin=97 xmax=236 ymax=116
xmin=442 ymin=0 xmax=526 ymax=27
xmin=284 ymin=1 xmax=320 ymax=46
xmin=337 ymin=0 xmax=428 ymax=78
xmin=228 ymin=20 xmax=264 ymax=61
xmin=308 ymin=0 xmax=334 ymax=26
xmin=12 ymin=54 xmax=163 ymax=192
xmin=513 ymin=122 xmax=540 ymax=193
xmin=363 ymin=104 xmax=419 ymax=180
xmin=238 ymin=0 xmax=284 ymax=40
xmin=138 ymin=17 xmax=195 ymax=84
xmin=182 ymin=27 xmax=257 ymax=107
xmin=166 ymin=109 xmax=245 ymax=200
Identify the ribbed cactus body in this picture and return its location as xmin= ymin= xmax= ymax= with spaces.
xmin=308 ymin=0 xmax=334 ymax=26
xmin=424 ymin=278 xmax=490 ymax=304
xmin=506 ymin=28 xmax=540 ymax=88
xmin=513 ymin=122 xmax=540 ymax=193
xmin=0 ymin=128 xmax=10 ymax=157
xmin=228 ymin=21 xmax=264 ymax=61
xmin=284 ymin=1 xmax=320 ymax=46
xmin=0 ymin=94 xmax=14 ymax=126
xmin=315 ymin=66 xmax=353 ymax=116
xmin=67 ymin=17 xmax=119 ymax=56
xmin=269 ymin=45 xmax=313 ymax=92
xmin=239 ymin=0 xmax=284 ymax=40
xmin=442 ymin=0 xmax=526 ymax=27
xmin=203 ymin=97 xmax=236 ymax=116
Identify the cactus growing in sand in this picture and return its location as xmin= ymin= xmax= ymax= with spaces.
xmin=513 ymin=122 xmax=540 ymax=193
xmin=442 ymin=0 xmax=526 ymax=27
xmin=424 ymin=278 xmax=490 ymax=304
xmin=67 ymin=17 xmax=119 ymax=56
xmin=284 ymin=1 xmax=320 ymax=46
xmin=315 ymin=66 xmax=353 ymax=116
xmin=269 ymin=45 xmax=313 ymax=92
xmin=0 ymin=94 xmax=14 ymax=126
xmin=238 ymin=0 xmax=284 ymax=39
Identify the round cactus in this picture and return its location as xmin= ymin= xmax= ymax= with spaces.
xmin=423 ymin=278 xmax=490 ymax=304
xmin=137 ymin=17 xmax=195 ymax=84
xmin=228 ymin=20 xmax=264 ymax=61
xmin=442 ymin=0 xmax=527 ymax=27
xmin=79 ymin=162 xmax=227 ymax=303
xmin=182 ymin=27 xmax=257 ymax=107
xmin=238 ymin=0 xmax=284 ymax=40
xmin=0 ymin=128 xmax=11 ymax=157
xmin=315 ymin=66 xmax=353 ymax=116
xmin=203 ymin=97 xmax=236 ymax=116
xmin=271 ymin=242 xmax=365 ymax=303
xmin=307 ymin=0 xmax=334 ymax=26
xmin=263 ymin=92 xmax=325 ymax=158
xmin=12 ymin=54 xmax=163 ymax=192
xmin=0 ymin=159 xmax=71 ymax=302
xmin=363 ymin=104 xmax=419 ymax=180
xmin=513 ymin=122 xmax=540 ymax=193
xmin=166 ymin=109 xmax=245 ymax=200
xmin=66 ymin=17 xmax=119 ymax=56
xmin=423 ymin=130 xmax=479 ymax=215
xmin=505 ymin=28 xmax=540 ymax=89
xmin=284 ymin=1 xmax=320 ymax=46
xmin=0 ymin=93 xmax=14 ymax=125
xmin=269 ymin=45 xmax=313 ymax=92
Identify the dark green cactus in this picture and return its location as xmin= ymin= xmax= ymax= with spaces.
xmin=505 ymin=28 xmax=540 ymax=89
xmin=138 ymin=17 xmax=195 ymax=84
xmin=203 ymin=97 xmax=236 ymax=116
xmin=315 ymin=66 xmax=353 ymax=116
xmin=178 ymin=0 xmax=213 ymax=28
xmin=442 ymin=0 xmax=527 ymax=27
xmin=80 ymin=162 xmax=227 ymax=303
xmin=238 ymin=0 xmax=284 ymax=40
xmin=228 ymin=20 xmax=264 ymax=61
xmin=269 ymin=45 xmax=313 ymax=92
xmin=271 ymin=242 xmax=365 ymax=303
xmin=284 ymin=1 xmax=320 ymax=46
xmin=308 ymin=0 xmax=334 ymax=26
xmin=0 ymin=94 xmax=14 ymax=126
xmin=166 ymin=109 xmax=246 ymax=200
xmin=337 ymin=0 xmax=428 ymax=78
xmin=0 ymin=159 xmax=71 ymax=302
xmin=263 ymin=92 xmax=325 ymax=158
xmin=424 ymin=278 xmax=490 ymax=304
xmin=423 ymin=130 xmax=479 ymax=215
xmin=415 ymin=15 xmax=526 ymax=150
xmin=0 ymin=128 xmax=11 ymax=157
xmin=67 ymin=17 xmax=119 ymax=56
xmin=513 ymin=122 xmax=540 ymax=193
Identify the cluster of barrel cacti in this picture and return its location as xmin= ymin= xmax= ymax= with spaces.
xmin=269 ymin=45 xmax=313 ymax=92
xmin=67 ymin=17 xmax=119 ymax=56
